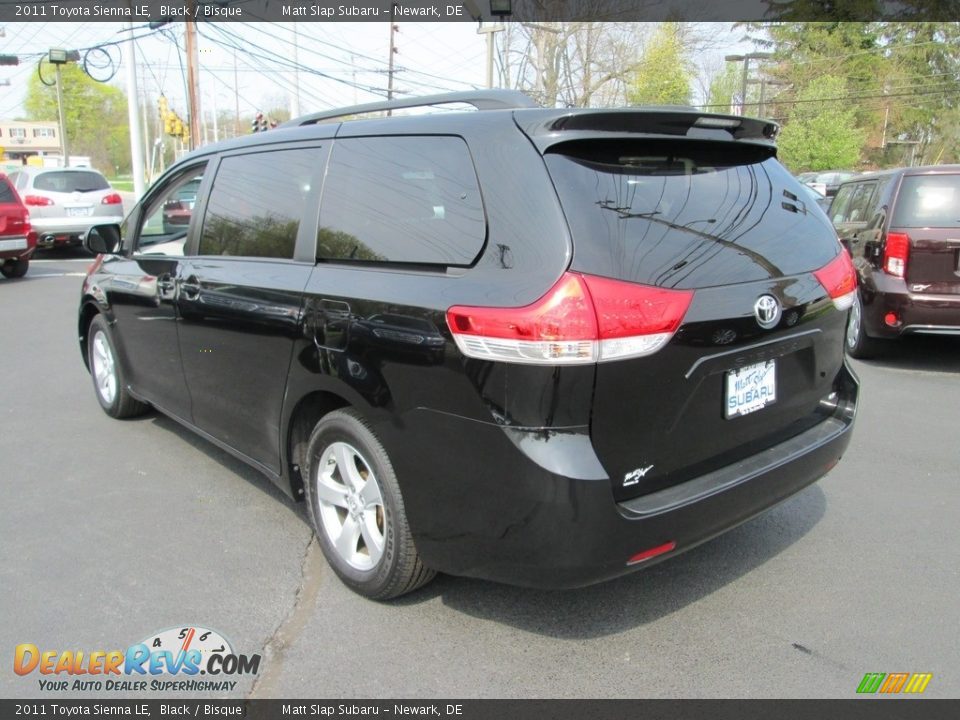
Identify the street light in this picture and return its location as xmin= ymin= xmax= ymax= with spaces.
xmin=725 ymin=52 xmax=773 ymax=116
xmin=47 ymin=48 xmax=80 ymax=168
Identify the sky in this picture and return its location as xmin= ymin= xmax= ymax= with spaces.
xmin=0 ymin=22 xmax=751 ymax=129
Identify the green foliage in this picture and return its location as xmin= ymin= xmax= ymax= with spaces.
xmin=707 ymin=63 xmax=742 ymax=114
xmin=742 ymin=21 xmax=960 ymax=167
xmin=317 ymin=227 xmax=385 ymax=262
xmin=23 ymin=63 xmax=131 ymax=173
xmin=628 ymin=23 xmax=693 ymax=106
xmin=776 ymin=75 xmax=866 ymax=171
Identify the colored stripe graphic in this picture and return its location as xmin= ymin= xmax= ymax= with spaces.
xmin=879 ymin=673 xmax=909 ymax=693
xmin=857 ymin=672 xmax=932 ymax=694
xmin=903 ymin=673 xmax=933 ymax=694
xmin=857 ymin=673 xmax=886 ymax=693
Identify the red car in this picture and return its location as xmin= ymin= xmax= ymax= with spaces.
xmin=0 ymin=173 xmax=37 ymax=279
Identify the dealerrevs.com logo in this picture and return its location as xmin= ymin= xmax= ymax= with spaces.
xmin=14 ymin=626 xmax=261 ymax=693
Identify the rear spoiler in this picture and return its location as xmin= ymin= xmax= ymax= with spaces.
xmin=516 ymin=108 xmax=779 ymax=152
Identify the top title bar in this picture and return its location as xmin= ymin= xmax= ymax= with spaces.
xmin=1 ymin=0 xmax=958 ymax=23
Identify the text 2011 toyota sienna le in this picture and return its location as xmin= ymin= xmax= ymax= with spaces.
xmin=78 ymin=91 xmax=859 ymax=599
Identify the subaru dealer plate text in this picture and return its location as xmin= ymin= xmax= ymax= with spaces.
xmin=725 ymin=360 xmax=777 ymax=418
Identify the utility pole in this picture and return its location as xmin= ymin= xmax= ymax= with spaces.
xmin=477 ymin=22 xmax=505 ymax=89
xmin=724 ymin=52 xmax=773 ymax=115
xmin=122 ymin=25 xmax=146 ymax=195
xmin=233 ymin=48 xmax=240 ymax=137
xmin=387 ymin=8 xmax=398 ymax=115
xmin=184 ymin=10 xmax=201 ymax=149
xmin=289 ymin=22 xmax=301 ymax=118
xmin=746 ymin=77 xmax=787 ymax=118
xmin=55 ymin=64 xmax=69 ymax=167
xmin=138 ymin=56 xmax=151 ymax=185
xmin=47 ymin=49 xmax=78 ymax=169
xmin=211 ymin=90 xmax=219 ymax=142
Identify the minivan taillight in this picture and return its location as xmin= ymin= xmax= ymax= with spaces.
xmin=813 ymin=250 xmax=858 ymax=311
xmin=882 ymin=232 xmax=910 ymax=278
xmin=23 ymin=195 xmax=54 ymax=207
xmin=446 ymin=272 xmax=693 ymax=365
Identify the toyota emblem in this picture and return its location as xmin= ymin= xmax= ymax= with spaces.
xmin=754 ymin=295 xmax=781 ymax=329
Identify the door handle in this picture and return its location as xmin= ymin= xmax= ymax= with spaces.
xmin=179 ymin=275 xmax=201 ymax=299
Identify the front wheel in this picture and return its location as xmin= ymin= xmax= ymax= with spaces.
xmin=845 ymin=292 xmax=882 ymax=359
xmin=0 ymin=258 xmax=28 ymax=278
xmin=87 ymin=315 xmax=150 ymax=419
xmin=304 ymin=409 xmax=435 ymax=599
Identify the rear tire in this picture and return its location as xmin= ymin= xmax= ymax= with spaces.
xmin=303 ymin=408 xmax=435 ymax=600
xmin=845 ymin=292 xmax=882 ymax=359
xmin=87 ymin=315 xmax=150 ymax=419
xmin=0 ymin=258 xmax=28 ymax=278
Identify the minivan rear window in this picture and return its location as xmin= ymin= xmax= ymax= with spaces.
xmin=33 ymin=171 xmax=109 ymax=193
xmin=545 ymin=139 xmax=839 ymax=289
xmin=892 ymin=174 xmax=960 ymax=228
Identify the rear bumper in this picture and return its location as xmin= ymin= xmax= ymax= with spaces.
xmin=390 ymin=363 xmax=858 ymax=589
xmin=0 ymin=236 xmax=36 ymax=261
xmin=32 ymin=215 xmax=124 ymax=243
xmin=863 ymin=276 xmax=960 ymax=338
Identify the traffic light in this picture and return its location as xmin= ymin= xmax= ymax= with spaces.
xmin=252 ymin=113 xmax=263 ymax=133
xmin=164 ymin=115 xmax=175 ymax=135
xmin=260 ymin=116 xmax=269 ymax=132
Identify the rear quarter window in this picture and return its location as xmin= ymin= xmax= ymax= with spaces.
xmin=892 ymin=174 xmax=960 ymax=229
xmin=317 ymin=136 xmax=485 ymax=266
xmin=546 ymin=139 xmax=840 ymax=289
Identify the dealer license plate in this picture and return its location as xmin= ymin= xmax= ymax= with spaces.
xmin=725 ymin=360 xmax=776 ymax=418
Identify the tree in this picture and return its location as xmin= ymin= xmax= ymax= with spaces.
xmin=776 ymin=75 xmax=866 ymax=171
xmin=705 ymin=62 xmax=742 ymax=115
xmin=627 ymin=23 xmax=693 ymax=106
xmin=23 ymin=63 xmax=130 ymax=174
xmin=742 ymin=21 xmax=960 ymax=168
xmin=499 ymin=21 xmax=649 ymax=108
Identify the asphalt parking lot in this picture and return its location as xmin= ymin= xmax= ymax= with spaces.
xmin=2 ymin=253 xmax=958 ymax=699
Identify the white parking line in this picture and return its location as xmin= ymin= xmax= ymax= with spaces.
xmin=30 ymin=258 xmax=93 ymax=263
xmin=25 ymin=272 xmax=88 ymax=278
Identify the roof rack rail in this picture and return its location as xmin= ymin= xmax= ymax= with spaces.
xmin=282 ymin=90 xmax=539 ymax=128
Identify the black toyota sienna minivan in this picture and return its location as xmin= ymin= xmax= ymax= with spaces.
xmin=78 ymin=91 xmax=858 ymax=599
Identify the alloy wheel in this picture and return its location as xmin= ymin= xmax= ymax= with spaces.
xmin=314 ymin=441 xmax=386 ymax=571
xmin=91 ymin=331 xmax=117 ymax=406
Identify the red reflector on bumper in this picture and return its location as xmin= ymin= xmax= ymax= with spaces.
xmin=627 ymin=540 xmax=676 ymax=566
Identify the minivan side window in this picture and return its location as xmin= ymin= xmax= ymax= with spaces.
xmin=317 ymin=136 xmax=485 ymax=266
xmin=199 ymin=148 xmax=322 ymax=259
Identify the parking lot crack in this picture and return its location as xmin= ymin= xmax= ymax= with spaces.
xmin=248 ymin=535 xmax=324 ymax=698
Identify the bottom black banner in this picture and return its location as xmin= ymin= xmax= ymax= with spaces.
xmin=2 ymin=699 xmax=959 ymax=720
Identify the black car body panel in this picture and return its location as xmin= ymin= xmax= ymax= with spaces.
xmin=79 ymin=95 xmax=858 ymax=590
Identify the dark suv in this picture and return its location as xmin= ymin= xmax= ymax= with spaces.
xmin=829 ymin=166 xmax=960 ymax=357
xmin=78 ymin=91 xmax=858 ymax=599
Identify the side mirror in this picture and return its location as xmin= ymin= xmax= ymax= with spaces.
xmin=84 ymin=224 xmax=122 ymax=255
